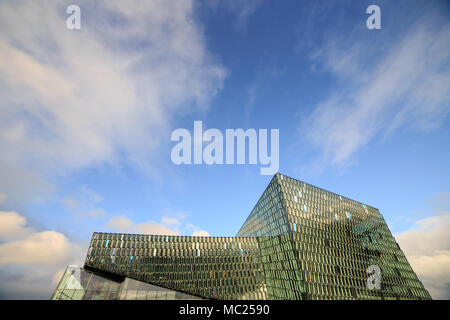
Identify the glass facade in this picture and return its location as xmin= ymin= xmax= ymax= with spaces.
xmin=54 ymin=173 xmax=431 ymax=300
xmin=237 ymin=174 xmax=431 ymax=300
xmin=52 ymin=265 xmax=203 ymax=300
xmin=84 ymin=235 xmax=266 ymax=300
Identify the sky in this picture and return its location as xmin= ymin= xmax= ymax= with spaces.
xmin=0 ymin=0 xmax=449 ymax=299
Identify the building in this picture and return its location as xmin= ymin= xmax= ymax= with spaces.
xmin=52 ymin=173 xmax=431 ymax=300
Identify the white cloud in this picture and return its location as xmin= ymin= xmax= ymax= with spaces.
xmin=0 ymin=211 xmax=34 ymax=241
xmin=304 ymin=20 xmax=450 ymax=166
xmin=192 ymin=230 xmax=210 ymax=237
xmin=106 ymin=215 xmax=133 ymax=230
xmin=0 ymin=211 xmax=83 ymax=266
xmin=133 ymin=222 xmax=178 ymax=236
xmin=0 ymin=0 xmax=226 ymax=176
xmin=105 ymin=215 xmax=178 ymax=235
xmin=0 ymin=231 xmax=71 ymax=266
xmin=0 ymin=210 xmax=86 ymax=299
xmin=395 ymin=192 xmax=450 ymax=299
xmin=186 ymin=222 xmax=211 ymax=237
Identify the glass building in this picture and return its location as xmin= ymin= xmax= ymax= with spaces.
xmin=53 ymin=173 xmax=431 ymax=300
xmin=52 ymin=265 xmax=203 ymax=300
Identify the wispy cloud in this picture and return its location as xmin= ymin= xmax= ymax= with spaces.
xmin=0 ymin=193 xmax=6 ymax=205
xmin=227 ymin=0 xmax=262 ymax=29
xmin=429 ymin=191 xmax=450 ymax=216
xmin=0 ymin=0 xmax=226 ymax=178
xmin=206 ymin=0 xmax=262 ymax=30
xmin=61 ymin=186 xmax=106 ymax=219
xmin=161 ymin=217 xmax=181 ymax=225
xmin=0 ymin=163 xmax=55 ymax=206
xmin=303 ymin=18 xmax=450 ymax=167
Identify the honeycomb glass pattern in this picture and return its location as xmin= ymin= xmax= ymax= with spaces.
xmin=84 ymin=235 xmax=267 ymax=300
xmin=263 ymin=174 xmax=430 ymax=300
xmin=69 ymin=173 xmax=431 ymax=300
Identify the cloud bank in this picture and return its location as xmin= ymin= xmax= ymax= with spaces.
xmin=395 ymin=192 xmax=450 ymax=299
xmin=0 ymin=210 xmax=85 ymax=299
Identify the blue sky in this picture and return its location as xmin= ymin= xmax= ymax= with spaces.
xmin=0 ymin=0 xmax=449 ymax=299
